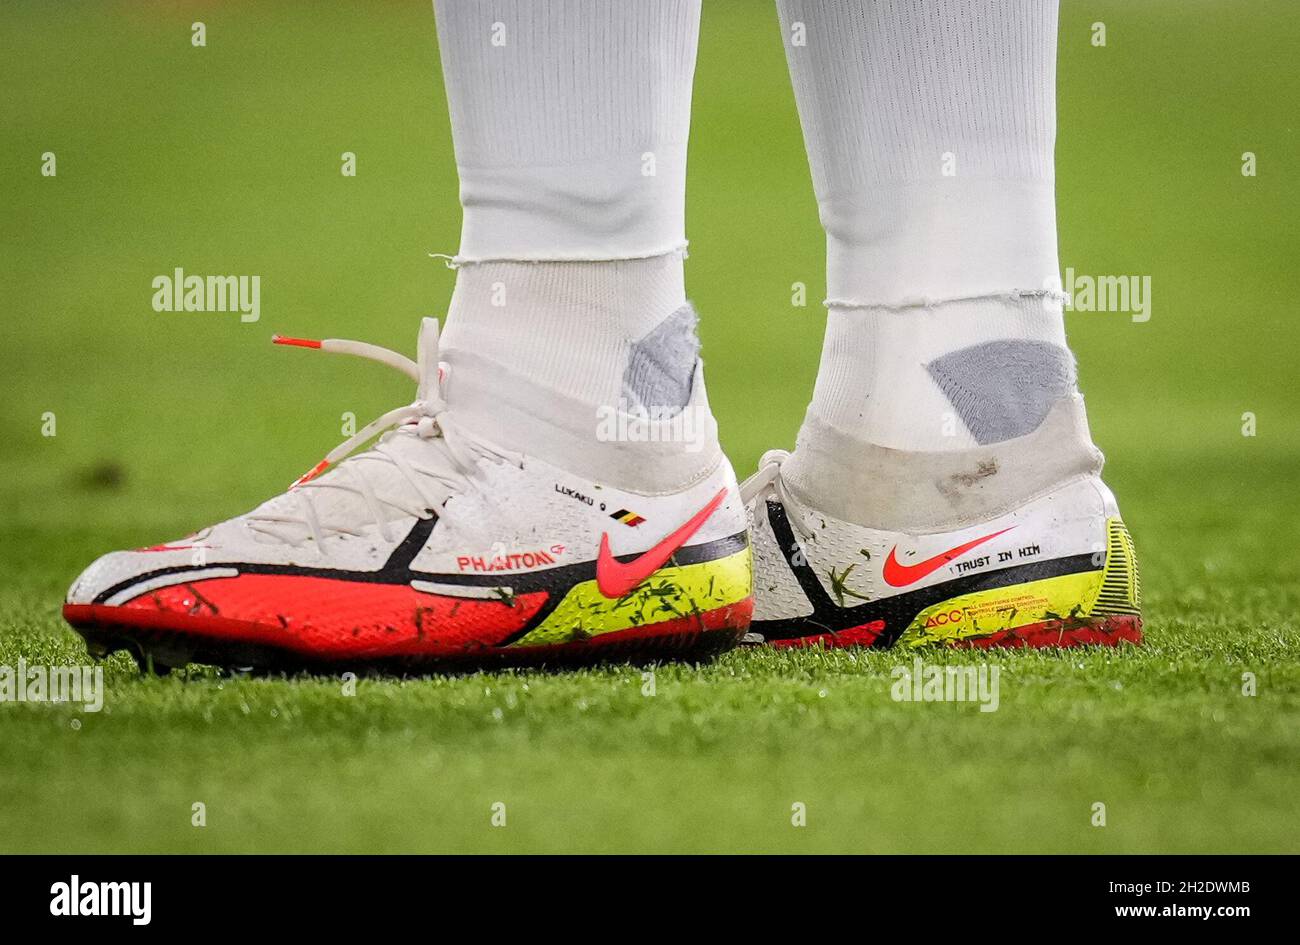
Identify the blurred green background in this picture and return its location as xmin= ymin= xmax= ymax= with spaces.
xmin=1 ymin=1 xmax=1296 ymax=853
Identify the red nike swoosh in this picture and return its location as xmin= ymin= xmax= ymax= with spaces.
xmin=881 ymin=527 xmax=1015 ymax=587
xmin=595 ymin=488 xmax=727 ymax=599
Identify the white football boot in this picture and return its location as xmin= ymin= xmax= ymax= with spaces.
xmin=64 ymin=319 xmax=752 ymax=672
xmin=740 ymin=442 xmax=1141 ymax=649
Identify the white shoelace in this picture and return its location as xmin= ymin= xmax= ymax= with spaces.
xmin=245 ymin=325 xmax=521 ymax=550
xmin=740 ymin=448 xmax=816 ymax=541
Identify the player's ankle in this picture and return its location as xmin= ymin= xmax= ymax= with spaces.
xmin=440 ymin=255 xmax=722 ymax=492
xmin=806 ymin=293 xmax=1077 ymax=451
xmin=784 ymin=393 xmax=1104 ymax=533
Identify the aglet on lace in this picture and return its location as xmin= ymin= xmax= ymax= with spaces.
xmin=272 ymin=333 xmax=433 ymax=489
xmin=246 ymin=319 xmax=522 ymax=550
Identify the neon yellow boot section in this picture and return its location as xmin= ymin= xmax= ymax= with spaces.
xmin=896 ymin=517 xmax=1140 ymax=647
xmin=510 ymin=546 xmax=753 ymax=647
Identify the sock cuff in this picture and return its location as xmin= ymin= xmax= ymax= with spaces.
xmin=806 ymin=294 xmax=1072 ymax=450
xmin=443 ymin=347 xmax=722 ymax=494
xmin=456 ymin=155 xmax=690 ymax=263
xmin=785 ymin=394 xmax=1104 ymax=533
xmin=823 ymin=179 xmax=1060 ymax=307
xmin=440 ymin=256 xmax=689 ymax=409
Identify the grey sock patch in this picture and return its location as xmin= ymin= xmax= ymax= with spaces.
xmin=927 ymin=339 xmax=1076 ymax=445
xmin=622 ymin=303 xmax=700 ymax=414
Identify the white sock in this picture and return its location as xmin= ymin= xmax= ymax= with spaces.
xmin=442 ymin=256 xmax=689 ymax=410
xmin=778 ymin=0 xmax=1084 ymax=456
xmin=431 ymin=0 xmax=715 ymax=491
xmin=810 ymin=295 xmax=1072 ymax=450
xmin=433 ymin=0 xmax=699 ymax=261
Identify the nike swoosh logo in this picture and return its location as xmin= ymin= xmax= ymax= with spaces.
xmin=881 ymin=526 xmax=1015 ymax=588
xmin=595 ymin=488 xmax=727 ymax=599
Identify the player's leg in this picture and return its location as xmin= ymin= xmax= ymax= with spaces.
xmin=64 ymin=0 xmax=752 ymax=671
xmin=743 ymin=0 xmax=1140 ymax=648
xmin=436 ymin=0 xmax=701 ymax=476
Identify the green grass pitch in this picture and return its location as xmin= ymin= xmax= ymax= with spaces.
xmin=1 ymin=1 xmax=1297 ymax=852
